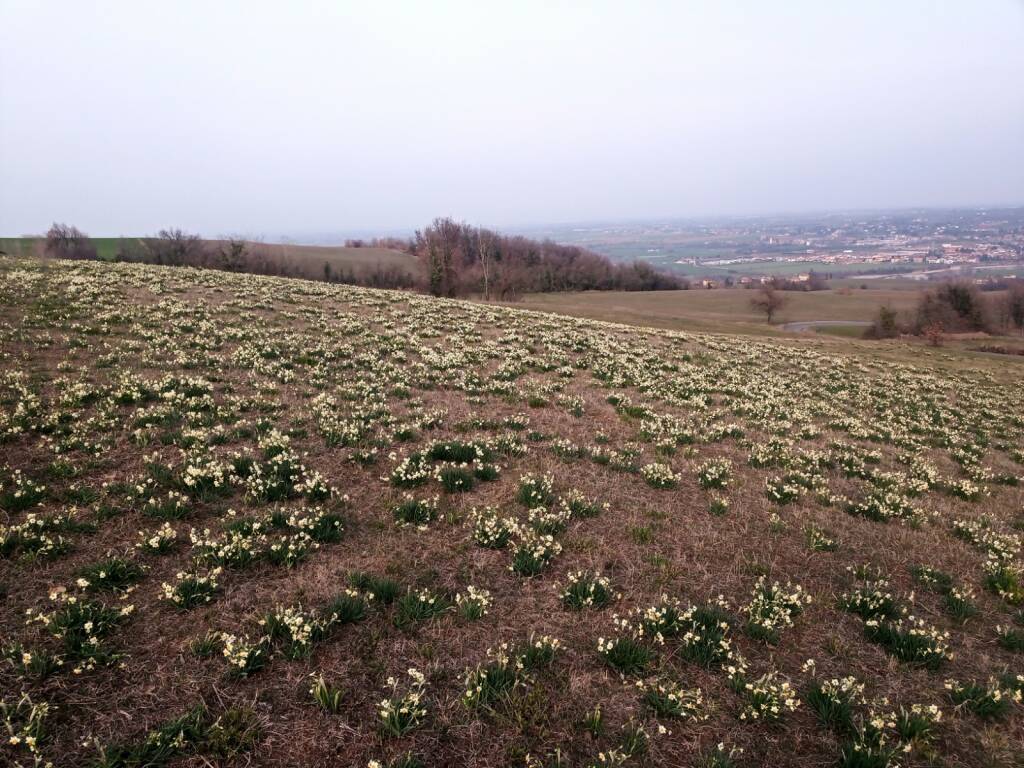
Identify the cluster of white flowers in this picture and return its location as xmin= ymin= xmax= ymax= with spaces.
xmin=559 ymin=570 xmax=617 ymax=610
xmin=945 ymin=677 xmax=1022 ymax=710
xmin=143 ymin=489 xmax=189 ymax=519
xmin=840 ymin=569 xmax=898 ymax=620
xmin=696 ymin=457 xmax=732 ymax=489
xmin=159 ymin=567 xmax=222 ymax=607
xmin=864 ymin=615 xmax=952 ymax=667
xmin=0 ymin=512 xmax=70 ymax=560
xmin=179 ymin=449 xmax=231 ymax=497
xmin=378 ymin=668 xmax=428 ymax=737
xmin=469 ymin=506 xmax=519 ymax=549
xmin=852 ymin=488 xmax=926 ymax=525
xmin=743 ymin=576 xmax=812 ymax=642
xmin=808 ymin=670 xmax=867 ymax=709
xmin=267 ymin=530 xmax=318 ymax=567
xmin=510 ymin=530 xmax=562 ymax=576
xmin=386 ymin=452 xmax=432 ymax=487
xmin=392 ymin=494 xmax=439 ymax=528
xmin=527 ymin=505 xmax=571 ymax=535
xmin=804 ymin=523 xmax=838 ymax=551
xmin=637 ymin=677 xmax=710 ymax=720
xmin=190 ymin=525 xmax=266 ymax=567
xmin=516 ymin=473 xmax=555 ymax=506
xmin=765 ymin=476 xmax=802 ymax=505
xmin=221 ymin=632 xmax=267 ymax=677
xmin=455 ymin=585 xmax=492 ymax=619
xmin=0 ymin=467 xmax=46 ymax=511
xmin=640 ymin=462 xmax=679 ymax=489
xmin=946 ymin=477 xmax=987 ymax=502
xmin=738 ymin=670 xmax=800 ymax=722
xmin=558 ymin=488 xmax=608 ymax=519
xmin=952 ymin=518 xmax=1019 ymax=562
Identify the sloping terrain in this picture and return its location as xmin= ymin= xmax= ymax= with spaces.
xmin=1 ymin=258 xmax=1022 ymax=768
xmin=0 ymin=238 xmax=421 ymax=281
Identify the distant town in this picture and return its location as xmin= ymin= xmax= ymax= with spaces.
xmin=523 ymin=207 xmax=1024 ymax=284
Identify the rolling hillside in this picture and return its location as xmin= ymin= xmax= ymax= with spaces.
xmin=1 ymin=256 xmax=1022 ymax=768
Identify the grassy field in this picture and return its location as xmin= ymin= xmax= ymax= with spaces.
xmin=665 ymin=260 xmax=922 ymax=279
xmin=509 ymin=286 xmax=924 ymax=336
xmin=0 ymin=237 xmax=126 ymax=261
xmin=0 ymin=237 xmax=419 ymax=278
xmin=248 ymin=242 xmax=420 ymax=278
xmin=1 ymin=257 xmax=1023 ymax=767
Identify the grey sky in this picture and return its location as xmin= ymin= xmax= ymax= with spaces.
xmin=2 ymin=1 xmax=1023 ymax=239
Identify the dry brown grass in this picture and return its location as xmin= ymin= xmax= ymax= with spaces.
xmin=0 ymin=257 xmax=1021 ymax=768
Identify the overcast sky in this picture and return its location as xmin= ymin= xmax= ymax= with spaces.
xmin=2 ymin=1 xmax=1023 ymax=239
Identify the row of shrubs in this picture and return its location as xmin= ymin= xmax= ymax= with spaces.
xmin=865 ymin=281 xmax=1024 ymax=340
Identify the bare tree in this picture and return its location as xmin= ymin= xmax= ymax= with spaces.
xmin=806 ymin=270 xmax=829 ymax=291
xmin=1006 ymin=283 xmax=1024 ymax=335
xmin=478 ymin=228 xmax=497 ymax=300
xmin=146 ymin=228 xmax=205 ymax=267
xmin=216 ymin=239 xmax=250 ymax=272
xmin=415 ymin=217 xmax=462 ymax=297
xmin=923 ymin=321 xmax=944 ymax=347
xmin=45 ymin=222 xmax=96 ymax=260
xmin=750 ymin=283 xmax=786 ymax=323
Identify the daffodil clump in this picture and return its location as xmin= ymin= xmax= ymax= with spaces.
xmin=597 ymin=616 xmax=653 ymax=675
xmin=260 ymin=604 xmax=326 ymax=659
xmin=805 ymin=523 xmax=838 ymax=552
xmin=378 ymin=668 xmax=428 ymax=737
xmin=160 ymin=568 xmax=222 ymax=609
xmin=1 ymin=693 xmax=51 ymax=761
xmin=638 ymin=677 xmax=710 ymax=721
xmin=805 ymin=671 xmax=866 ymax=732
xmin=393 ymin=588 xmax=452 ymax=628
xmin=0 ymin=467 xmax=47 ymax=512
xmin=455 ymin=585 xmax=492 ymax=620
xmin=469 ymin=506 xmax=519 ymax=549
xmin=444 ymin=630 xmax=553 ymax=724
xmin=945 ymin=678 xmax=1022 ymax=719
xmin=864 ymin=616 xmax=952 ymax=670
xmin=840 ymin=569 xmax=900 ymax=621
xmin=742 ymin=576 xmax=812 ymax=643
xmin=516 ymin=473 xmax=555 ymax=507
xmin=696 ymin=458 xmax=732 ymax=489
xmin=735 ymin=670 xmax=800 ymax=722
xmin=392 ymin=494 xmax=439 ymax=528
xmin=765 ymin=476 xmax=802 ymax=505
xmin=510 ymin=530 xmax=562 ymax=576
xmin=558 ymin=489 xmax=608 ymax=519
xmin=137 ymin=522 xmax=177 ymax=553
xmin=221 ymin=632 xmax=269 ymax=678
xmin=640 ymin=462 xmax=679 ymax=489
xmin=27 ymin=591 xmax=134 ymax=672
xmin=560 ymin=570 xmax=617 ymax=610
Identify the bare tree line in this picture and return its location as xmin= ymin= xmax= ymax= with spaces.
xmin=865 ymin=280 xmax=1024 ymax=340
xmin=412 ymin=216 xmax=686 ymax=298
xmin=40 ymin=219 xmax=686 ymax=297
xmin=41 ymin=224 xmax=418 ymax=289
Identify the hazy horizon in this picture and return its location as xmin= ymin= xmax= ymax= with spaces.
xmin=2 ymin=1 xmax=1023 ymax=238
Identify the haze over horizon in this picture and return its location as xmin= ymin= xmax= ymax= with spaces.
xmin=2 ymin=1 xmax=1023 ymax=239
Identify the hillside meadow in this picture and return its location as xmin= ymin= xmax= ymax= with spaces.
xmin=1 ymin=257 xmax=1022 ymax=768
